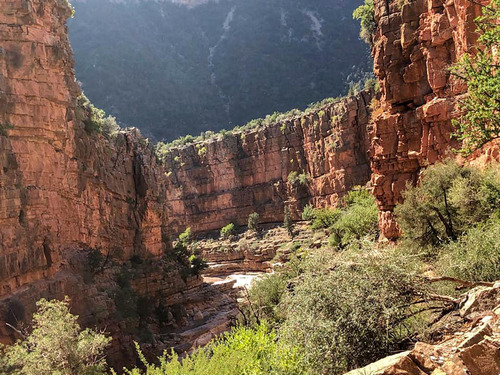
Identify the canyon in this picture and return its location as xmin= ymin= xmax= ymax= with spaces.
xmin=0 ymin=0 xmax=499 ymax=371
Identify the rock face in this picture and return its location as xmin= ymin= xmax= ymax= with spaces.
xmin=370 ymin=0 xmax=488 ymax=239
xmin=0 ymin=0 xmax=169 ymax=297
xmin=163 ymin=92 xmax=373 ymax=235
xmin=347 ymin=283 xmax=500 ymax=375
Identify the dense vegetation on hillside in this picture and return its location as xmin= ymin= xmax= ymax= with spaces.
xmin=68 ymin=0 xmax=370 ymax=141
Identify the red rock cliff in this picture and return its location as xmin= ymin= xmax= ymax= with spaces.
xmin=370 ymin=0 xmax=487 ymax=239
xmin=163 ymin=91 xmax=373 ymax=235
xmin=0 ymin=0 xmax=169 ymax=297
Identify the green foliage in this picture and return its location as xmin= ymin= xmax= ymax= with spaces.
xmin=437 ymin=219 xmax=500 ymax=282
xmin=329 ymin=189 xmax=379 ymax=248
xmin=120 ymin=324 xmax=304 ymax=375
xmin=76 ymin=95 xmax=120 ymax=138
xmin=395 ymin=161 xmax=500 ymax=246
xmin=220 ymin=223 xmax=236 ymax=239
xmin=451 ymin=0 xmax=500 ymax=154
xmin=178 ymin=227 xmax=192 ymax=244
xmin=301 ymin=204 xmax=315 ymax=221
xmin=279 ymin=249 xmax=426 ymax=374
xmin=287 ymin=171 xmax=310 ymax=186
xmin=310 ymin=208 xmax=341 ymax=230
xmin=353 ymin=0 xmax=376 ymax=45
xmin=0 ymin=122 xmax=14 ymax=137
xmin=248 ymin=212 xmax=260 ymax=232
xmin=0 ymin=297 xmax=110 ymax=375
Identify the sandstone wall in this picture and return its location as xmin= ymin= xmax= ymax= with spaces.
xmin=370 ymin=0 xmax=487 ymax=239
xmin=163 ymin=91 xmax=373 ymax=235
xmin=0 ymin=0 xmax=169 ymax=297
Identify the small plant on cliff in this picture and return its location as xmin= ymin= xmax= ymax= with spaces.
xmin=353 ymin=0 xmax=376 ymax=45
xmin=0 ymin=122 xmax=14 ymax=137
xmin=395 ymin=161 xmax=500 ymax=246
xmin=0 ymin=297 xmax=111 ymax=375
xmin=287 ymin=171 xmax=310 ymax=186
xmin=451 ymin=0 xmax=500 ymax=155
xmin=76 ymin=94 xmax=120 ymax=138
xmin=248 ymin=212 xmax=260 ymax=232
xmin=220 ymin=223 xmax=236 ymax=239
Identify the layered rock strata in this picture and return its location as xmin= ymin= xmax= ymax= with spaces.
xmin=163 ymin=92 xmax=373 ymax=235
xmin=370 ymin=0 xmax=488 ymax=239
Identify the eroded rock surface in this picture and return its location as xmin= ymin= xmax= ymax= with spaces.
xmin=370 ymin=0 xmax=488 ymax=239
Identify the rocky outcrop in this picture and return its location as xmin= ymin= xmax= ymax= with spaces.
xmin=0 ymin=0 xmax=169 ymax=297
xmin=347 ymin=283 xmax=500 ymax=375
xmin=163 ymin=92 xmax=373 ymax=235
xmin=370 ymin=0 xmax=488 ymax=239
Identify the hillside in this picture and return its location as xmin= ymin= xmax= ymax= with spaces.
xmin=68 ymin=0 xmax=371 ymax=140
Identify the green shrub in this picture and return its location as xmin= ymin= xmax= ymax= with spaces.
xmin=120 ymin=324 xmax=304 ymax=375
xmin=311 ymin=208 xmax=341 ymax=230
xmin=451 ymin=0 xmax=500 ymax=155
xmin=189 ymin=254 xmax=208 ymax=277
xmin=329 ymin=189 xmax=379 ymax=248
xmin=437 ymin=219 xmax=500 ymax=282
xmin=0 ymin=122 xmax=14 ymax=137
xmin=0 ymin=297 xmax=111 ymax=375
xmin=248 ymin=212 xmax=260 ymax=232
xmin=178 ymin=227 xmax=192 ymax=244
xmin=220 ymin=223 xmax=236 ymax=239
xmin=301 ymin=204 xmax=315 ymax=221
xmin=280 ymin=249 xmax=427 ymax=374
xmin=353 ymin=0 xmax=376 ymax=45
xmin=395 ymin=161 xmax=500 ymax=246
xmin=76 ymin=94 xmax=120 ymax=138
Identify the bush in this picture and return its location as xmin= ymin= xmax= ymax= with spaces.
xmin=220 ymin=223 xmax=236 ymax=239
xmin=329 ymin=189 xmax=379 ymax=248
xmin=288 ymin=172 xmax=310 ymax=186
xmin=120 ymin=324 xmax=304 ymax=375
xmin=311 ymin=208 xmax=341 ymax=230
xmin=395 ymin=161 xmax=500 ymax=246
xmin=76 ymin=94 xmax=120 ymax=138
xmin=178 ymin=227 xmax=192 ymax=243
xmin=279 ymin=249 xmax=427 ymax=374
xmin=437 ymin=219 xmax=500 ymax=282
xmin=353 ymin=0 xmax=376 ymax=45
xmin=0 ymin=297 xmax=111 ymax=375
xmin=0 ymin=122 xmax=14 ymax=137
xmin=248 ymin=212 xmax=260 ymax=232
xmin=301 ymin=204 xmax=315 ymax=221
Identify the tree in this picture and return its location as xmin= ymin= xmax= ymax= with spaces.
xmin=451 ymin=0 xmax=500 ymax=154
xmin=0 ymin=297 xmax=111 ymax=375
xmin=353 ymin=0 xmax=376 ymax=45
xmin=395 ymin=161 xmax=500 ymax=246
xmin=248 ymin=212 xmax=260 ymax=232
